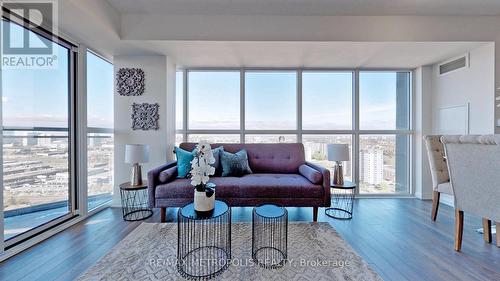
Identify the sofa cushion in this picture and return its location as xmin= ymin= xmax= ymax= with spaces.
xmin=155 ymin=174 xmax=323 ymax=199
xmin=158 ymin=166 xmax=177 ymax=183
xmin=298 ymin=164 xmax=322 ymax=184
xmin=180 ymin=143 xmax=305 ymax=174
xmin=220 ymin=149 xmax=253 ymax=177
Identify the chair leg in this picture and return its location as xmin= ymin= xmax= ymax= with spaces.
xmin=454 ymin=209 xmax=464 ymax=251
xmin=160 ymin=207 xmax=166 ymax=223
xmin=431 ymin=191 xmax=440 ymax=221
xmin=496 ymin=222 xmax=500 ymax=247
xmin=313 ymin=207 xmax=318 ymax=222
xmin=482 ymin=218 xmax=492 ymax=243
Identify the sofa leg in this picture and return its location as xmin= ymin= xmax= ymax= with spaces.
xmin=431 ymin=191 xmax=440 ymax=221
xmin=160 ymin=207 xmax=166 ymax=223
xmin=313 ymin=207 xmax=318 ymax=222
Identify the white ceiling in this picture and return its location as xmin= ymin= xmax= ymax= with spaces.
xmin=106 ymin=0 xmax=500 ymax=16
xmin=131 ymin=41 xmax=488 ymax=68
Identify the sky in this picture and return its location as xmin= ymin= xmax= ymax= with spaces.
xmin=180 ymin=71 xmax=408 ymax=130
xmin=1 ymin=20 xmax=114 ymax=129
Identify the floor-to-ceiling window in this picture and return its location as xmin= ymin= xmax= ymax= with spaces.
xmin=87 ymin=51 xmax=114 ymax=210
xmin=176 ymin=69 xmax=412 ymax=195
xmin=1 ymin=11 xmax=115 ymax=250
xmin=2 ymin=19 xmax=76 ymax=242
xmin=358 ymin=72 xmax=411 ymax=194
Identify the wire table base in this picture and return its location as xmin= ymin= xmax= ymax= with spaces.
xmin=252 ymin=204 xmax=288 ymax=269
xmin=119 ymin=183 xmax=153 ymax=222
xmin=326 ymin=182 xmax=356 ymax=220
xmin=177 ymin=200 xmax=231 ymax=280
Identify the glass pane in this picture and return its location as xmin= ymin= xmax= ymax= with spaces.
xmin=87 ymin=53 xmax=113 ymax=129
xmin=359 ymin=72 xmax=410 ymax=130
xmin=176 ymin=134 xmax=184 ymax=147
xmin=188 ymin=134 xmax=240 ymax=143
xmin=176 ymin=71 xmax=183 ymax=130
xmin=302 ymin=72 xmax=352 ymax=130
xmin=359 ymin=135 xmax=409 ymax=194
xmin=302 ymin=135 xmax=352 ymax=181
xmin=3 ymin=131 xmax=69 ymax=240
xmin=188 ymin=71 xmax=240 ymax=129
xmin=245 ymin=71 xmax=297 ymax=130
xmin=245 ymin=134 xmax=297 ymax=143
xmin=87 ymin=52 xmax=114 ymax=210
xmin=87 ymin=133 xmax=114 ymax=209
xmin=2 ymin=21 xmax=71 ymax=240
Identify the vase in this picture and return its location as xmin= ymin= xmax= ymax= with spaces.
xmin=194 ymin=188 xmax=215 ymax=213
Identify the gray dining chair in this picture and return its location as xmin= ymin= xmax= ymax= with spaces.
xmin=424 ymin=135 xmax=452 ymax=221
xmin=442 ymin=135 xmax=500 ymax=251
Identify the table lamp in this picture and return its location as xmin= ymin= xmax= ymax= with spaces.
xmin=125 ymin=144 xmax=150 ymax=186
xmin=327 ymin=144 xmax=349 ymax=185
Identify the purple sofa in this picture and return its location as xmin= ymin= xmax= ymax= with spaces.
xmin=148 ymin=143 xmax=331 ymax=222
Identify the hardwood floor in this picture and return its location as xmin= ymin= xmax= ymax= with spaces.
xmin=0 ymin=199 xmax=499 ymax=281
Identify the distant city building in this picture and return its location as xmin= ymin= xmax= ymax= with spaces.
xmin=360 ymin=149 xmax=384 ymax=185
xmin=23 ymin=132 xmax=38 ymax=146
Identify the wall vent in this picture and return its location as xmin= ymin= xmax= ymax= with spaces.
xmin=439 ymin=54 xmax=469 ymax=75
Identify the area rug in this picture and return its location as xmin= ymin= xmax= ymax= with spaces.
xmin=78 ymin=222 xmax=382 ymax=281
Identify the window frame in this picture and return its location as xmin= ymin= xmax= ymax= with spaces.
xmin=177 ymin=68 xmax=413 ymax=197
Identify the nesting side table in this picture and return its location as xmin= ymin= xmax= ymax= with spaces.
xmin=177 ymin=200 xmax=231 ymax=280
xmin=252 ymin=204 xmax=288 ymax=269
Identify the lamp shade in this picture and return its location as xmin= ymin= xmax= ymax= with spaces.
xmin=327 ymin=144 xmax=349 ymax=161
xmin=125 ymin=144 xmax=150 ymax=163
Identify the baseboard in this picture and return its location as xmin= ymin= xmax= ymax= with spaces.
xmin=440 ymin=194 xmax=454 ymax=207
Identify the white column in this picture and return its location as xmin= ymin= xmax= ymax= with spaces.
xmin=165 ymin=57 xmax=177 ymax=161
xmin=113 ymin=55 xmax=170 ymax=206
xmin=413 ymin=66 xmax=433 ymax=199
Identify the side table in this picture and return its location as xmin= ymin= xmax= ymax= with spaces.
xmin=325 ymin=181 xmax=356 ymax=220
xmin=119 ymin=181 xmax=153 ymax=221
xmin=177 ymin=200 xmax=231 ymax=279
xmin=252 ymin=204 xmax=288 ymax=269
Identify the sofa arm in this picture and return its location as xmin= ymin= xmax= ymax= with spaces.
xmin=147 ymin=160 xmax=177 ymax=208
xmin=305 ymin=161 xmax=331 ymax=207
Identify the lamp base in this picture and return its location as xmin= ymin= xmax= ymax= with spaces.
xmin=333 ymin=162 xmax=344 ymax=185
xmin=131 ymin=163 xmax=143 ymax=186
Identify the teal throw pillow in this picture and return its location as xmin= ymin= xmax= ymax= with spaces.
xmin=174 ymin=147 xmax=195 ymax=178
xmin=220 ymin=149 xmax=253 ymax=177
xmin=175 ymin=146 xmax=224 ymax=178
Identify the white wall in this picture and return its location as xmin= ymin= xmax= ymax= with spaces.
xmin=113 ymin=55 xmax=176 ymax=206
xmin=431 ymin=43 xmax=495 ymax=135
xmin=429 ymin=43 xmax=495 ymax=205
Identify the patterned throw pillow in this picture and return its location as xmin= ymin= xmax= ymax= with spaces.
xmin=220 ymin=149 xmax=253 ymax=177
